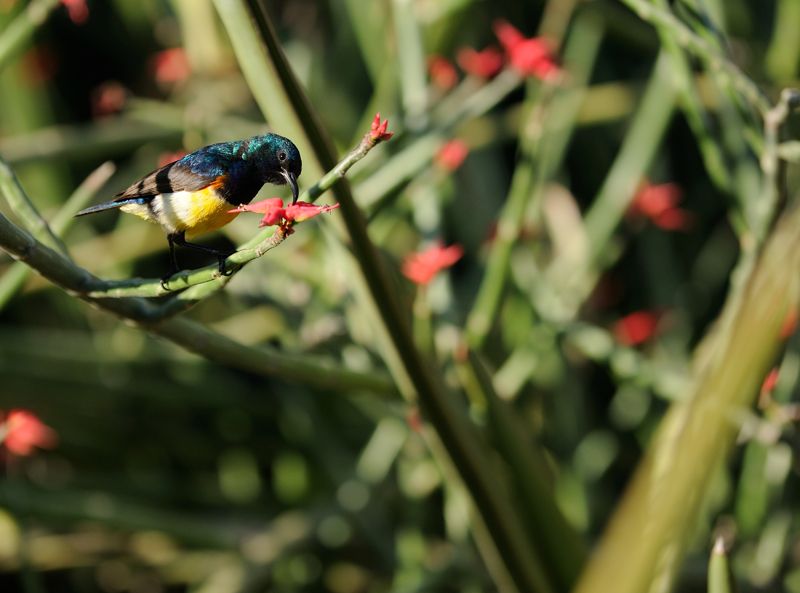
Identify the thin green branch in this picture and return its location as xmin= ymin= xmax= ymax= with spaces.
xmin=462 ymin=351 xmax=587 ymax=591
xmin=619 ymin=0 xmax=770 ymax=115
xmin=650 ymin=0 xmax=732 ymax=193
xmin=0 ymin=209 xmax=395 ymax=396
xmin=0 ymin=161 xmax=115 ymax=309
xmin=0 ymin=159 xmax=67 ymax=255
xmin=0 ymin=0 xmax=61 ymax=74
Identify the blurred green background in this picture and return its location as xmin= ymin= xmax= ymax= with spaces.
xmin=0 ymin=0 xmax=799 ymax=592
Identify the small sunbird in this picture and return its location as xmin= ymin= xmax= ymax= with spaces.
xmin=77 ymin=134 xmax=302 ymax=277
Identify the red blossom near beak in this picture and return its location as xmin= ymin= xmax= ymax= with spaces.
xmin=628 ymin=181 xmax=692 ymax=231
xmin=457 ymin=46 xmax=504 ymax=79
xmin=613 ymin=310 xmax=661 ymax=346
xmin=231 ymin=198 xmax=339 ymax=228
xmin=402 ymin=243 xmax=464 ymax=286
xmin=61 ymin=0 xmax=88 ymax=24
xmin=151 ymin=48 xmax=191 ymax=84
xmin=428 ymin=55 xmax=458 ymax=90
xmin=370 ymin=113 xmax=394 ymax=142
xmin=284 ymin=201 xmax=340 ymax=223
xmin=435 ymin=139 xmax=469 ymax=171
xmin=493 ymin=20 xmax=560 ymax=80
xmin=1 ymin=410 xmax=57 ymax=457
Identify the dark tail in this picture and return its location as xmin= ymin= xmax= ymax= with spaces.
xmin=75 ymin=197 xmax=151 ymax=217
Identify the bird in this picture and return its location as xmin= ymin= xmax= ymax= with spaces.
xmin=76 ymin=133 xmax=302 ymax=279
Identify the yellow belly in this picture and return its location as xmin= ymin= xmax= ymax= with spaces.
xmin=120 ymin=186 xmax=238 ymax=238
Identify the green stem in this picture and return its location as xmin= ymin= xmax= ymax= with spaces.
xmin=650 ymin=0 xmax=732 ymax=193
xmin=0 ymin=162 xmax=115 ymax=309
xmin=573 ymin=160 xmax=800 ymax=593
xmin=708 ymin=538 xmax=735 ymax=593
xmin=215 ymin=2 xmax=557 ymax=591
xmin=0 ymin=210 xmax=395 ymax=395
xmin=0 ymin=158 xmax=66 ymax=255
xmin=619 ymin=0 xmax=770 ymax=115
xmin=584 ymin=50 xmax=677 ymax=264
xmin=0 ymin=0 xmax=61 ymax=74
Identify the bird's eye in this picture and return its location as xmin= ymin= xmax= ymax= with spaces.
xmin=278 ymin=151 xmax=287 ymax=162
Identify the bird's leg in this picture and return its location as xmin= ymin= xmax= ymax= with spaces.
xmin=161 ymin=233 xmax=181 ymax=289
xmin=172 ymin=232 xmax=234 ymax=276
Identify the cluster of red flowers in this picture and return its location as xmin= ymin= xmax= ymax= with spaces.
xmin=0 ymin=409 xmax=57 ymax=457
xmin=232 ymin=198 xmax=340 ymax=229
xmin=628 ymin=181 xmax=692 ymax=231
xmin=431 ymin=20 xmax=560 ymax=87
xmin=369 ymin=113 xmax=394 ymax=142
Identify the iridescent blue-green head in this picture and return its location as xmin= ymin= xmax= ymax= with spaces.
xmin=247 ymin=133 xmax=303 ymax=202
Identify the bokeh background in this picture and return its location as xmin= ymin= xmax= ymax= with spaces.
xmin=0 ymin=0 xmax=799 ymax=592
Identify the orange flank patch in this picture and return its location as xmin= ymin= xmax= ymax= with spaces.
xmin=182 ymin=183 xmax=239 ymax=238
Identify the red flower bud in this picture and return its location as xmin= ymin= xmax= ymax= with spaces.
xmin=370 ymin=113 xmax=394 ymax=142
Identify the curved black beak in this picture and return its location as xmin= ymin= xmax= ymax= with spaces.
xmin=282 ymin=169 xmax=299 ymax=204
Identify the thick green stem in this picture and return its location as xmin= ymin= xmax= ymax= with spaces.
xmin=0 ymin=211 xmax=395 ymax=396
xmin=213 ymin=2 xmax=557 ymax=591
xmin=574 ymin=203 xmax=800 ymax=593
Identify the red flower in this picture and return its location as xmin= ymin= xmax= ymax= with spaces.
xmin=370 ymin=113 xmax=394 ymax=142
xmin=613 ymin=311 xmax=660 ymax=346
xmin=152 ymin=48 xmax=191 ymax=84
xmin=781 ymin=309 xmax=798 ymax=340
xmin=761 ymin=368 xmax=780 ymax=398
xmin=457 ymin=46 xmax=504 ymax=79
xmin=231 ymin=198 xmax=339 ymax=228
xmin=628 ymin=182 xmax=692 ymax=231
xmin=435 ymin=140 xmax=469 ymax=171
xmin=91 ymin=81 xmax=128 ymax=117
xmin=61 ymin=0 xmax=88 ymax=24
xmin=1 ymin=410 xmax=57 ymax=456
xmin=428 ymin=55 xmax=458 ymax=90
xmin=402 ymin=243 xmax=463 ymax=286
xmin=494 ymin=20 xmax=560 ymax=80
xmin=157 ymin=151 xmax=187 ymax=168
xmin=21 ymin=46 xmax=58 ymax=86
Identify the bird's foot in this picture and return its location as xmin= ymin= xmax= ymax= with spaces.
xmin=217 ymin=252 xmax=235 ymax=277
xmin=160 ymin=269 xmax=178 ymax=291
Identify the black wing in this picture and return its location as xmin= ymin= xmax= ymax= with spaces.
xmin=114 ymin=159 xmax=224 ymax=201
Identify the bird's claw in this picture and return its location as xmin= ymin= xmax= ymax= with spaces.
xmin=218 ymin=255 xmax=234 ymax=277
